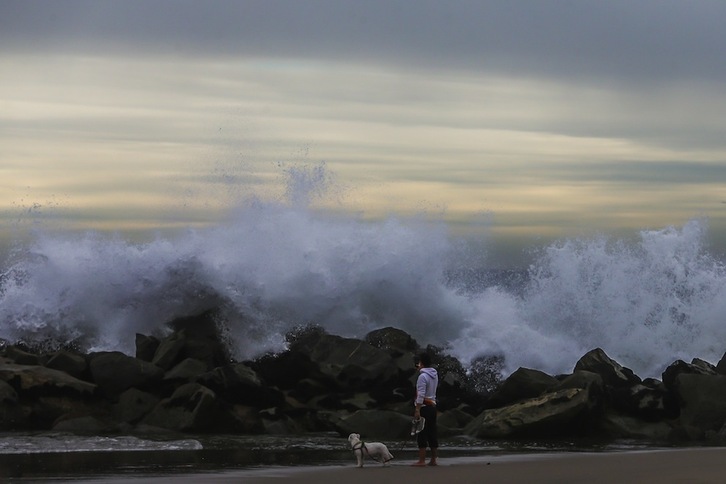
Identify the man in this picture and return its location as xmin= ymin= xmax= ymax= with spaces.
xmin=412 ymin=352 xmax=438 ymax=466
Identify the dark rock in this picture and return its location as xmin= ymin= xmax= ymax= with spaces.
xmin=574 ymin=348 xmax=641 ymax=388
xmin=113 ymin=388 xmax=160 ymax=424
xmin=284 ymin=324 xmax=328 ymax=349
xmin=30 ymin=396 xmax=103 ymax=430
xmin=340 ymin=392 xmax=376 ymax=411
xmin=135 ymin=334 xmax=160 ymax=362
xmin=261 ymin=414 xmax=308 ymax=435
xmin=599 ymin=410 xmax=673 ymax=440
xmin=163 ymin=358 xmax=208 ymax=383
xmin=554 ymin=370 xmax=604 ymax=395
xmin=0 ymin=363 xmax=96 ymax=397
xmin=292 ymin=333 xmax=402 ymax=391
xmin=464 ymin=387 xmax=597 ymax=438
xmin=151 ymin=332 xmax=186 ymax=371
xmin=142 ymin=383 xmax=218 ymax=432
xmin=692 ymin=358 xmax=717 ymax=373
xmin=45 ymin=350 xmax=87 ymax=380
xmin=152 ymin=323 xmax=229 ymax=372
xmin=486 ymin=367 xmax=559 ymax=408
xmin=52 ymin=415 xmax=119 ymax=433
xmin=437 ymin=406 xmax=475 ymax=430
xmin=251 ymin=351 xmax=331 ymax=390
xmin=662 ymin=359 xmax=717 ymax=392
xmin=226 ymin=404 xmax=264 ymax=434
xmin=611 ymin=378 xmax=679 ymax=421
xmin=673 ymin=373 xmax=726 ymax=432
xmin=0 ymin=379 xmax=24 ymax=430
xmin=369 ymin=380 xmax=414 ymax=406
xmin=89 ymin=352 xmax=163 ymax=397
xmin=364 ymin=327 xmax=419 ymax=354
xmin=4 ymin=346 xmax=40 ymax=366
xmin=336 ymin=409 xmax=412 ymax=440
xmin=166 ymin=311 xmax=231 ymax=369
xmin=14 ymin=321 xmax=726 ymax=443
xmin=198 ymin=363 xmax=283 ymax=407
xmin=0 ymin=402 xmax=31 ymax=430
xmin=0 ymin=379 xmax=19 ymax=405
xmin=290 ymin=378 xmax=329 ymax=402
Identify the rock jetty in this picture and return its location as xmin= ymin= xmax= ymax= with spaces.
xmin=3 ymin=310 xmax=726 ymax=445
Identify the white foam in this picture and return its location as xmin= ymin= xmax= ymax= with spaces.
xmin=1 ymin=165 xmax=725 ymax=378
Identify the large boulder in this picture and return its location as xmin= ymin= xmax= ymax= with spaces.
xmin=4 ymin=346 xmax=40 ymax=365
xmin=673 ymin=373 xmax=726 ymax=434
xmin=226 ymin=404 xmax=265 ymax=434
xmin=599 ymin=410 xmax=673 ymax=440
xmin=29 ymin=396 xmax=103 ymax=430
xmin=365 ymin=327 xmax=419 ymax=374
xmin=662 ymin=359 xmax=717 ymax=392
xmin=0 ymin=379 xmax=24 ymax=430
xmin=555 ymin=370 xmax=605 ymax=395
xmin=164 ymin=311 xmax=231 ymax=369
xmin=163 ymin=358 xmax=208 ymax=384
xmin=574 ymin=348 xmax=641 ymax=388
xmin=52 ymin=415 xmax=120 ymax=433
xmin=336 ymin=409 xmax=412 ymax=440
xmin=365 ymin=327 xmax=419 ymax=354
xmin=113 ymin=388 xmax=160 ymax=424
xmin=610 ymin=378 xmax=679 ymax=421
xmin=135 ymin=333 xmax=160 ymax=362
xmin=151 ymin=331 xmax=187 ymax=371
xmin=437 ymin=406 xmax=476 ymax=436
xmin=142 ymin=383 xmax=218 ymax=432
xmin=292 ymin=333 xmax=401 ymax=389
xmin=486 ymin=367 xmax=559 ymax=409
xmin=0 ymin=363 xmax=96 ymax=397
xmin=198 ymin=363 xmax=284 ymax=408
xmin=251 ymin=351 xmax=332 ymax=391
xmin=464 ymin=387 xmax=597 ymax=438
xmin=44 ymin=350 xmax=87 ymax=380
xmin=290 ymin=377 xmax=333 ymax=403
xmin=0 ymin=379 xmax=18 ymax=405
xmin=89 ymin=352 xmax=164 ymax=397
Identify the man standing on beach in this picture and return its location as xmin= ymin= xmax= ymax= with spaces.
xmin=413 ymin=352 xmax=439 ymax=466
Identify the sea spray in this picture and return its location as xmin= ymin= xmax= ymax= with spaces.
xmin=2 ymin=165 xmax=726 ymax=379
xmin=522 ymin=219 xmax=726 ymax=376
xmin=0 ymin=164 xmax=471 ymax=360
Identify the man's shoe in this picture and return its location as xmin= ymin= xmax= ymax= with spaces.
xmin=410 ymin=417 xmax=425 ymax=435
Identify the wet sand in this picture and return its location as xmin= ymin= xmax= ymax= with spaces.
xmin=45 ymin=447 xmax=726 ymax=484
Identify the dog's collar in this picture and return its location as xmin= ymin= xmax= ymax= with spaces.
xmin=351 ymin=441 xmax=365 ymax=451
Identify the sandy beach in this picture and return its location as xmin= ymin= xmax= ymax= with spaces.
xmin=37 ymin=447 xmax=726 ymax=484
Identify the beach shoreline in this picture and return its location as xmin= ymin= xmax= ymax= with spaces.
xmin=20 ymin=447 xmax=726 ymax=484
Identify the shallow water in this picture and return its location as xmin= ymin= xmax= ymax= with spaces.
xmin=0 ymin=432 xmax=670 ymax=481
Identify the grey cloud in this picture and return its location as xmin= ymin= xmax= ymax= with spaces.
xmin=2 ymin=0 xmax=726 ymax=84
xmin=382 ymin=158 xmax=726 ymax=188
xmin=522 ymin=160 xmax=726 ymax=186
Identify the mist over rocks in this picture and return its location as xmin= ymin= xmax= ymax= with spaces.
xmin=3 ymin=314 xmax=726 ymax=446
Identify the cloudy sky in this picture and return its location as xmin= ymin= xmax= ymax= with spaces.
xmin=2 ymin=0 xmax=726 ymax=264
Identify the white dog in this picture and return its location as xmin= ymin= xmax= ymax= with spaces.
xmin=348 ymin=433 xmax=394 ymax=467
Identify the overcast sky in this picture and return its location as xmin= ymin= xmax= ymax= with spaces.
xmin=2 ymin=0 xmax=726 ymax=263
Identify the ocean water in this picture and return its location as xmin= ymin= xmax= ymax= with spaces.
xmin=0 ymin=431 xmax=655 ymax=479
xmin=2 ymin=165 xmax=726 ymax=381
